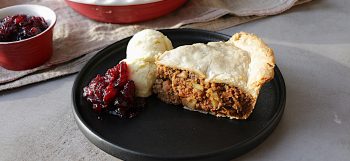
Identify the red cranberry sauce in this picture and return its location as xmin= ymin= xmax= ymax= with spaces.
xmin=83 ymin=61 xmax=144 ymax=118
xmin=0 ymin=14 xmax=48 ymax=42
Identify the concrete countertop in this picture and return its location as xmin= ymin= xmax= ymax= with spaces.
xmin=1 ymin=0 xmax=349 ymax=160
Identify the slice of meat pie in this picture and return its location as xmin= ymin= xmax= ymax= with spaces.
xmin=153 ymin=32 xmax=275 ymax=119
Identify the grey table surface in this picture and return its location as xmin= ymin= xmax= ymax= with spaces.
xmin=1 ymin=0 xmax=350 ymax=160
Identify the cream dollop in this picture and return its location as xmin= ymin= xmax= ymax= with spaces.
xmin=123 ymin=59 xmax=156 ymax=97
xmin=125 ymin=29 xmax=173 ymax=97
xmin=126 ymin=29 xmax=173 ymax=62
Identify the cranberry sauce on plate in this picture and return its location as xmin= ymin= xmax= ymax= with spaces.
xmin=83 ymin=61 xmax=145 ymax=119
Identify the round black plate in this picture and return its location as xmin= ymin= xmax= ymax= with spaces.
xmin=72 ymin=29 xmax=286 ymax=161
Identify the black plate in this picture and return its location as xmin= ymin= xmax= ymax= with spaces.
xmin=72 ymin=29 xmax=286 ymax=161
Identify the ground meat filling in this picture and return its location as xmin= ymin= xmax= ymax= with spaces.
xmin=153 ymin=65 xmax=254 ymax=118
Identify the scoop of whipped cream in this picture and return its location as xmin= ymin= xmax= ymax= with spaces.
xmin=126 ymin=29 xmax=173 ymax=62
xmin=123 ymin=59 xmax=157 ymax=97
xmin=125 ymin=29 xmax=173 ymax=97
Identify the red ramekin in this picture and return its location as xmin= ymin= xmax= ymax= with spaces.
xmin=0 ymin=4 xmax=57 ymax=71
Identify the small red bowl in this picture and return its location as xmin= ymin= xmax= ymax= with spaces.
xmin=65 ymin=0 xmax=187 ymax=24
xmin=0 ymin=5 xmax=56 ymax=71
